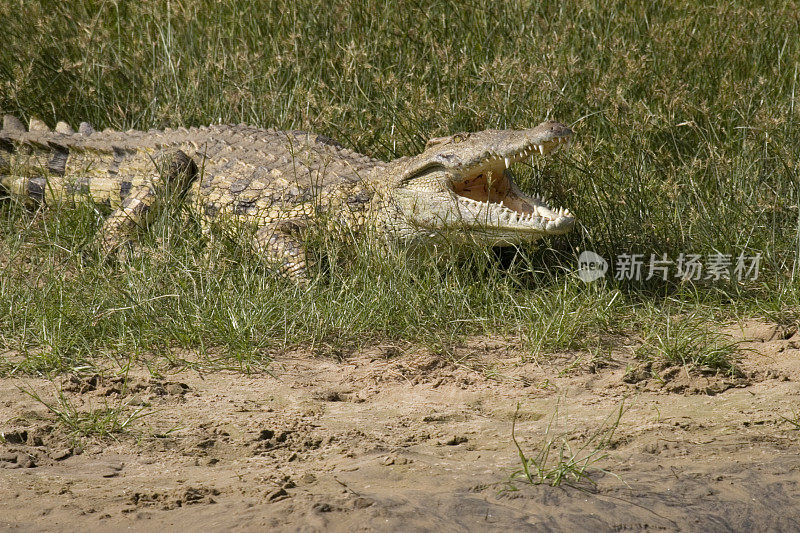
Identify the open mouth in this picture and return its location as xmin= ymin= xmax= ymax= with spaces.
xmin=450 ymin=135 xmax=574 ymax=235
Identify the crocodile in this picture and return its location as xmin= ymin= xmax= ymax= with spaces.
xmin=0 ymin=115 xmax=575 ymax=281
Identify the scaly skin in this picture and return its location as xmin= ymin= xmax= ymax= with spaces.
xmin=0 ymin=115 xmax=575 ymax=281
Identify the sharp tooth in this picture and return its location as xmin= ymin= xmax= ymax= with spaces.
xmin=537 ymin=144 xmax=545 ymax=154
xmin=504 ymin=157 xmax=511 ymax=168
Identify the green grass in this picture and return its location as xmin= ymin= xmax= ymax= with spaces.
xmin=635 ymin=314 xmax=744 ymax=374
xmin=1 ymin=0 xmax=799 ymax=373
xmin=18 ymin=383 xmax=152 ymax=439
xmin=782 ymin=411 xmax=800 ymax=431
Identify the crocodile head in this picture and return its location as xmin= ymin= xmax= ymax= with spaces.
xmin=383 ymin=120 xmax=575 ymax=246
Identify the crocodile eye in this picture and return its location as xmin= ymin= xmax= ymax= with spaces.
xmin=425 ymin=132 xmax=471 ymax=149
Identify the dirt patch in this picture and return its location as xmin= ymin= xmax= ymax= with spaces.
xmin=1 ymin=320 xmax=800 ymax=531
xmin=622 ymin=359 xmax=751 ymax=394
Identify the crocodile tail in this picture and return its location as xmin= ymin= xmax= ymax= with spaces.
xmin=0 ymin=115 xmax=86 ymax=205
xmin=2 ymin=115 xmax=25 ymax=133
xmin=1 ymin=116 xmax=73 ymax=173
xmin=28 ymin=116 xmax=50 ymax=132
xmin=2 ymin=115 xmax=95 ymax=138
xmin=0 ymin=116 xmax=23 ymax=197
xmin=0 ymin=116 xmax=195 ymax=209
xmin=56 ymin=121 xmax=75 ymax=134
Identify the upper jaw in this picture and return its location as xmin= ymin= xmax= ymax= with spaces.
xmin=454 ymin=122 xmax=573 ymax=178
xmin=445 ymin=121 xmax=573 ymax=172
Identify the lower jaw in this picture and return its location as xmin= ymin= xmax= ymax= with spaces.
xmin=467 ymin=227 xmax=552 ymax=244
xmin=408 ymin=226 xmax=552 ymax=247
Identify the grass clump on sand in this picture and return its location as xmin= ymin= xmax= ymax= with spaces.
xmin=18 ymin=384 xmax=152 ymax=440
xmin=635 ymin=315 xmax=743 ymax=375
xmin=509 ymin=400 xmax=627 ymax=487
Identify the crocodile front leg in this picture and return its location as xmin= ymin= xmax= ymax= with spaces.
xmin=92 ymin=184 xmax=157 ymax=256
xmin=92 ymin=150 xmax=197 ymax=257
xmin=254 ymin=220 xmax=311 ymax=283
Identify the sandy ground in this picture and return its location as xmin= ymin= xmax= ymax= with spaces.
xmin=1 ymin=320 xmax=799 ymax=532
